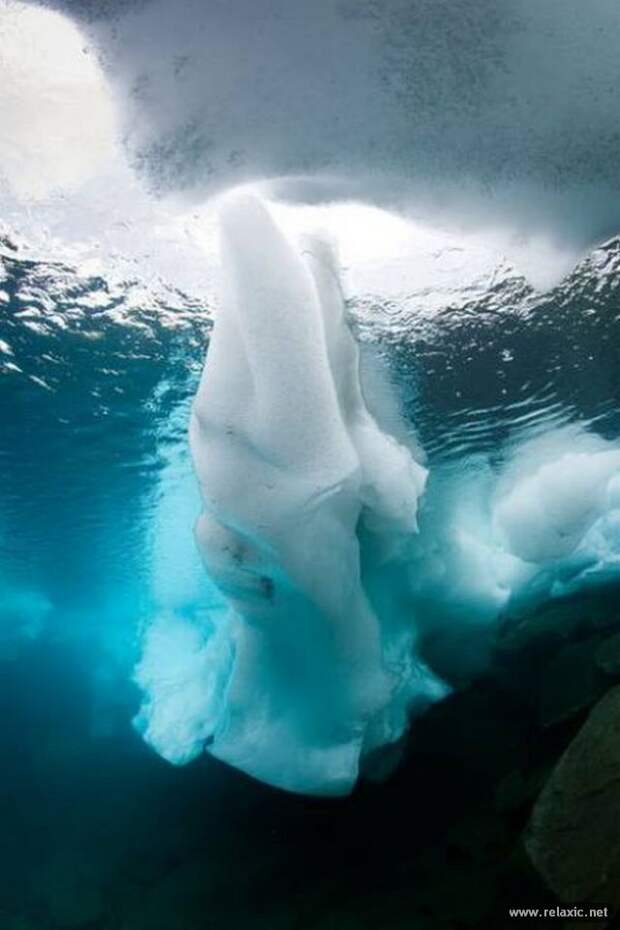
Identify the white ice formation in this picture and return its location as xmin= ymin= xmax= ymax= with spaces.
xmin=134 ymin=197 xmax=620 ymax=795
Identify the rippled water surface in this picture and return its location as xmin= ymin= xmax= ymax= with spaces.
xmin=3 ymin=234 xmax=620 ymax=633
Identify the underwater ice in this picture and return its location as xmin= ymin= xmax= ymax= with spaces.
xmin=135 ymin=196 xmax=620 ymax=796
xmin=136 ymin=194 xmax=444 ymax=794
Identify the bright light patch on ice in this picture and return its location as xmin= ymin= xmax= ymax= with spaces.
xmin=0 ymin=1 xmax=118 ymax=201
xmin=184 ymin=192 xmax=520 ymax=309
xmin=269 ymin=200 xmax=500 ymax=299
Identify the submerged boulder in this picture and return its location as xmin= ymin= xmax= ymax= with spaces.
xmin=525 ymin=685 xmax=620 ymax=913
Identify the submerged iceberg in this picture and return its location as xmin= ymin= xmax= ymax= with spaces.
xmin=135 ymin=195 xmax=620 ymax=796
xmin=136 ymin=194 xmax=446 ymax=795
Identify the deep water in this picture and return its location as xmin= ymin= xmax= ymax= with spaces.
xmin=2 ymin=230 xmax=620 ymax=929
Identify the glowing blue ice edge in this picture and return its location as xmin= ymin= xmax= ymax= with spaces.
xmin=134 ymin=194 xmax=620 ymax=796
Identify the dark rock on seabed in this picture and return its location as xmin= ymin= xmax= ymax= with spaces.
xmin=525 ymin=686 xmax=620 ymax=914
